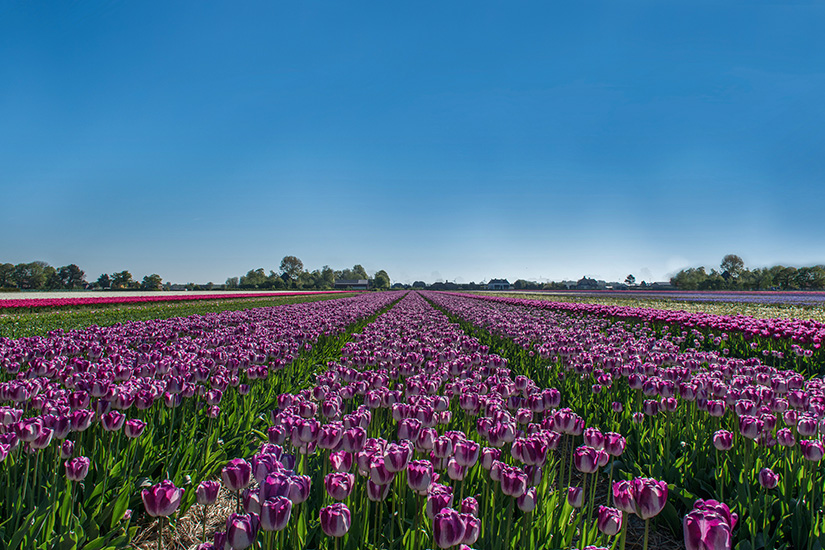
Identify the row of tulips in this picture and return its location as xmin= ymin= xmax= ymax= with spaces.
xmin=461 ymin=292 xmax=825 ymax=375
xmin=0 ymin=292 xmax=401 ymax=549
xmin=424 ymin=291 xmax=824 ymax=549
xmin=145 ymin=292 xmax=674 ymax=550
xmin=0 ymin=291 xmax=353 ymax=310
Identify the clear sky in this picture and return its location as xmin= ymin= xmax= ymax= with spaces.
xmin=2 ymin=1 xmax=824 ymax=285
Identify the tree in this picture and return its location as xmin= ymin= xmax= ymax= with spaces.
xmin=0 ymin=263 xmax=14 ymax=288
xmin=412 ymin=281 xmax=426 ymax=289
xmin=624 ymin=274 xmax=636 ymax=286
xmin=372 ymin=270 xmax=390 ymax=290
xmin=58 ymin=264 xmax=86 ymax=289
xmin=111 ymin=271 xmax=134 ymax=289
xmin=11 ymin=261 xmax=50 ymax=290
xmin=280 ymin=256 xmax=304 ymax=281
xmin=225 ymin=276 xmax=239 ymax=289
xmin=720 ymin=255 xmax=745 ymax=279
xmin=240 ymin=268 xmax=267 ymax=288
xmin=352 ymin=264 xmax=368 ymax=280
xmin=141 ymin=274 xmax=163 ymax=290
xmin=96 ymin=273 xmax=112 ymax=289
xmin=320 ymin=266 xmax=335 ymax=289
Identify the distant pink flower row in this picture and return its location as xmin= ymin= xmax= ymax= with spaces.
xmin=455 ymin=293 xmax=825 ymax=349
xmin=0 ymin=291 xmax=354 ymax=310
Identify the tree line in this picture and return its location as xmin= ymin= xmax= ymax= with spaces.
xmin=0 ymin=261 xmax=165 ymax=291
xmin=228 ymin=256 xmax=391 ymax=291
xmin=1 ymin=257 xmax=393 ymax=292
xmin=670 ymin=254 xmax=825 ymax=291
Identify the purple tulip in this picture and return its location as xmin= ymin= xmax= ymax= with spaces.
xmin=60 ymin=440 xmax=74 ymax=459
xmin=583 ymin=428 xmax=604 ymax=450
xmin=693 ymin=499 xmax=737 ymax=530
xmin=517 ymin=486 xmax=537 ymax=512
xmin=124 ymin=419 xmax=146 ymax=439
xmin=433 ymin=508 xmax=466 ymax=549
xmin=712 ymin=430 xmax=733 ymax=451
xmin=31 ymin=427 xmax=54 ymax=450
xmin=480 ymin=447 xmax=500 ymax=470
xmin=683 ymin=509 xmax=733 ymax=550
xmin=758 ymin=468 xmax=779 ymax=489
xmin=222 ymin=458 xmax=252 ymax=492
xmin=320 ymin=503 xmax=351 ymax=537
xmin=324 ymin=472 xmax=355 ymax=501
xmin=801 ymin=439 xmax=824 ymax=462
xmin=574 ymin=445 xmax=600 ymax=474
xmin=631 ymin=478 xmax=668 ymax=519
xmin=776 ymin=428 xmax=795 ymax=447
xmin=226 ymin=512 xmax=260 ymax=550
xmin=141 ymin=480 xmax=184 ymax=517
xmin=243 ymin=488 xmax=262 ymax=515
xmin=288 ymin=475 xmax=311 ymax=504
xmin=384 ymin=442 xmax=412 ymax=472
xmin=454 ymin=440 xmax=480 ymax=467
xmin=568 ymin=486 xmax=584 ymax=508
xmin=329 ymin=450 xmax=353 ymax=473
xmin=65 ymin=456 xmax=91 ymax=482
xmin=500 ymin=466 xmax=528 ymax=498
xmin=101 ymin=411 xmax=126 ymax=432
xmin=738 ymin=415 xmax=763 ymax=440
xmin=597 ymin=506 xmax=623 ymax=536
xmin=604 ymin=432 xmax=626 ymax=457
xmin=426 ymin=485 xmax=454 ymax=519
xmin=460 ymin=513 xmax=481 ymax=545
xmin=260 ymin=496 xmax=292 ymax=531
xmin=260 ymin=473 xmax=291 ymax=501
xmin=366 ymin=479 xmax=391 ymax=501
xmin=197 ymin=480 xmax=221 ymax=505
xmin=461 ymin=496 xmax=479 ymax=516
xmin=369 ymin=455 xmax=395 ymax=485
xmin=407 ymin=459 xmax=434 ymax=493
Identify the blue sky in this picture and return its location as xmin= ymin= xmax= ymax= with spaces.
xmin=2 ymin=1 xmax=824 ymax=285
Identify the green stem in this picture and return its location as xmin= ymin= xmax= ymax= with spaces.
xmin=504 ymin=497 xmax=514 ymax=550
xmin=643 ymin=518 xmax=650 ymax=550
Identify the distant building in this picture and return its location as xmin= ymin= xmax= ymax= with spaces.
xmin=650 ymin=281 xmax=676 ymax=290
xmin=334 ymin=279 xmax=370 ymax=290
xmin=487 ymin=279 xmax=511 ymax=290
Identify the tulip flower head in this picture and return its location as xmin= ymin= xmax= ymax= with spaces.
xmin=320 ymin=503 xmax=351 ymax=537
xmin=141 ymin=480 xmax=184 ymax=517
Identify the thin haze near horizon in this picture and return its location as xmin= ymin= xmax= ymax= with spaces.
xmin=1 ymin=2 xmax=823 ymax=285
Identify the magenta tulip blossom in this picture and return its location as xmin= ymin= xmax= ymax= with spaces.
xmin=197 ymin=480 xmax=221 ymax=505
xmin=324 ymin=472 xmax=355 ymax=501
xmin=758 ymin=468 xmax=779 ymax=489
xmin=568 ymin=486 xmax=584 ymax=509
xmin=712 ymin=430 xmax=733 ymax=452
xmin=141 ymin=480 xmax=184 ymax=517
xmin=631 ymin=478 xmax=668 ymax=519
xmin=433 ymin=508 xmax=466 ymax=549
xmin=260 ymin=496 xmax=292 ymax=532
xmin=320 ymin=503 xmax=351 ymax=537
xmin=225 ymin=513 xmax=260 ymax=550
xmin=597 ymin=506 xmax=623 ymax=536
xmin=683 ymin=509 xmax=733 ymax=550
xmin=65 ymin=456 xmax=91 ymax=482
xmin=222 ymin=458 xmax=252 ymax=492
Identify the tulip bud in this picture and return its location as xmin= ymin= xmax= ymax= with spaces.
xmin=65 ymin=456 xmax=91 ymax=482
xmin=319 ymin=503 xmax=351 ymax=537
xmin=197 ymin=480 xmax=221 ymax=505
xmin=597 ymin=506 xmax=622 ymax=536
xmin=260 ymin=496 xmax=292 ymax=531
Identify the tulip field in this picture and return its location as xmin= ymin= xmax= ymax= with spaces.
xmin=0 ymin=291 xmax=823 ymax=550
